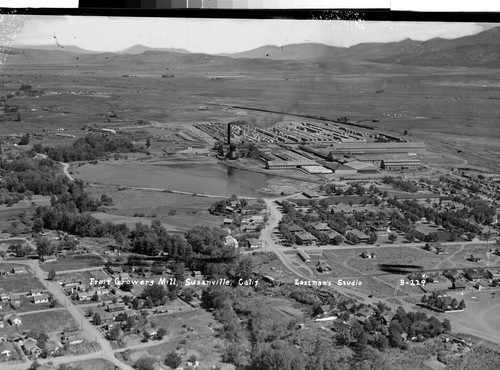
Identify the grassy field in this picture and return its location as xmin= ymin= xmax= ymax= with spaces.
xmin=16 ymin=309 xmax=77 ymax=334
xmin=0 ymin=275 xmax=44 ymax=294
xmin=39 ymin=254 xmax=104 ymax=272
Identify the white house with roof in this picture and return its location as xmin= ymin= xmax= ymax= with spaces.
xmin=7 ymin=315 xmax=22 ymax=326
xmin=33 ymin=294 xmax=49 ymax=304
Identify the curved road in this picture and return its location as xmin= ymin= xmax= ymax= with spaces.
xmin=60 ymin=162 xmax=74 ymax=182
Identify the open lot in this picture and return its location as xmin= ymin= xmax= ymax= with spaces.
xmin=39 ymin=254 xmax=104 ymax=272
xmin=0 ymin=309 xmax=77 ymax=336
xmin=0 ymin=274 xmax=43 ymax=295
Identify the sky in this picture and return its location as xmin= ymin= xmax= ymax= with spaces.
xmin=3 ymin=15 xmax=494 ymax=54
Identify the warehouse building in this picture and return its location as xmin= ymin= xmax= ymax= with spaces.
xmin=381 ymin=158 xmax=422 ymax=170
xmin=264 ymin=159 xmax=319 ymax=170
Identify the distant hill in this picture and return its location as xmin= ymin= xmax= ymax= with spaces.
xmin=369 ymin=27 xmax=500 ymax=68
xmin=119 ymin=44 xmax=191 ymax=55
xmin=222 ymin=27 xmax=500 ymax=68
xmin=220 ymin=43 xmax=345 ymax=60
xmin=5 ymin=27 xmax=500 ymax=69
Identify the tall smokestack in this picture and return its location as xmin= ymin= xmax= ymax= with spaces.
xmin=227 ymin=122 xmax=231 ymax=145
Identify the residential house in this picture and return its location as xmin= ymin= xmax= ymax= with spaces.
xmin=464 ymin=270 xmax=485 ymax=282
xmin=317 ymin=305 xmax=330 ymax=315
xmin=297 ymin=250 xmax=311 ymax=262
xmin=62 ymin=330 xmax=84 ymax=345
xmin=224 ymin=236 xmax=239 ymax=248
xmin=295 ymin=231 xmax=317 ymax=245
xmin=96 ymin=287 xmax=110 ymax=295
xmin=41 ymin=255 xmax=57 ymax=263
xmin=467 ymin=254 xmax=482 ymax=262
xmin=247 ymin=238 xmax=261 ymax=249
xmin=44 ymin=341 xmax=62 ymax=356
xmin=316 ymin=261 xmax=332 ymax=273
xmin=356 ymin=307 xmax=374 ymax=322
xmin=311 ymin=222 xmax=331 ymax=232
xmin=144 ymin=327 xmax=158 ymax=339
xmin=11 ymin=267 xmax=26 ymax=274
xmin=436 ymin=247 xmax=446 ymax=255
xmin=0 ymin=269 xmax=7 ymax=275
xmin=30 ymin=289 xmax=44 ymax=296
xmin=223 ymin=218 xmax=233 ymax=225
xmin=10 ymin=294 xmax=21 ymax=308
xmin=486 ymin=269 xmax=500 ymax=280
xmin=154 ymin=306 xmax=168 ymax=314
xmin=444 ymin=270 xmax=460 ymax=282
xmin=287 ymin=224 xmax=305 ymax=234
xmin=23 ymin=338 xmax=42 ymax=357
xmin=249 ymin=215 xmax=264 ymax=224
xmin=360 ymin=251 xmax=376 ymax=259
xmin=0 ymin=293 xmax=9 ymax=301
xmin=0 ymin=342 xmax=14 ymax=359
xmin=107 ymin=303 xmax=126 ymax=312
xmin=452 ymin=280 xmax=467 ymax=290
xmin=78 ymin=292 xmax=95 ymax=301
xmin=327 ymin=230 xmax=343 ymax=244
xmin=33 ymin=294 xmax=49 ymax=304
xmin=347 ymin=229 xmax=369 ymax=243
xmin=241 ymin=224 xmax=257 ymax=232
xmin=380 ymin=310 xmax=396 ymax=325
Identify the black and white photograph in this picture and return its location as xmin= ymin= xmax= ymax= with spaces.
xmin=0 ymin=11 xmax=500 ymax=370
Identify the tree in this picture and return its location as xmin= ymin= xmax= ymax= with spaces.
xmin=141 ymin=284 xmax=167 ymax=306
xmin=369 ymin=232 xmax=378 ymax=244
xmin=28 ymin=359 xmax=41 ymax=370
xmin=93 ymin=312 xmax=102 ymax=325
xmin=458 ymin=299 xmax=466 ymax=310
xmin=36 ymin=236 xmax=54 ymax=258
xmin=107 ymin=325 xmax=121 ymax=340
xmin=332 ymin=235 xmax=343 ymax=245
xmin=406 ymin=232 xmax=416 ymax=243
xmin=135 ymin=356 xmax=156 ymax=370
xmin=20 ymin=134 xmax=30 ymax=145
xmin=442 ymin=319 xmax=451 ymax=332
xmin=91 ymin=292 xmax=99 ymax=301
xmin=157 ymin=327 xmax=167 ymax=340
xmin=146 ymin=138 xmax=151 ymax=149
xmin=47 ymin=268 xmax=56 ymax=281
xmin=389 ymin=233 xmax=398 ymax=243
xmin=164 ymin=351 xmax=182 ymax=369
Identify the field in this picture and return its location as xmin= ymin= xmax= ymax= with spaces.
xmin=1 ymin=309 xmax=77 ymax=335
xmin=39 ymin=254 xmax=104 ymax=272
xmin=0 ymin=274 xmax=43 ymax=294
xmin=441 ymin=290 xmax=500 ymax=347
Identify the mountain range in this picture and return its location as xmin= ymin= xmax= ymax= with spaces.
xmin=6 ymin=26 xmax=500 ymax=68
